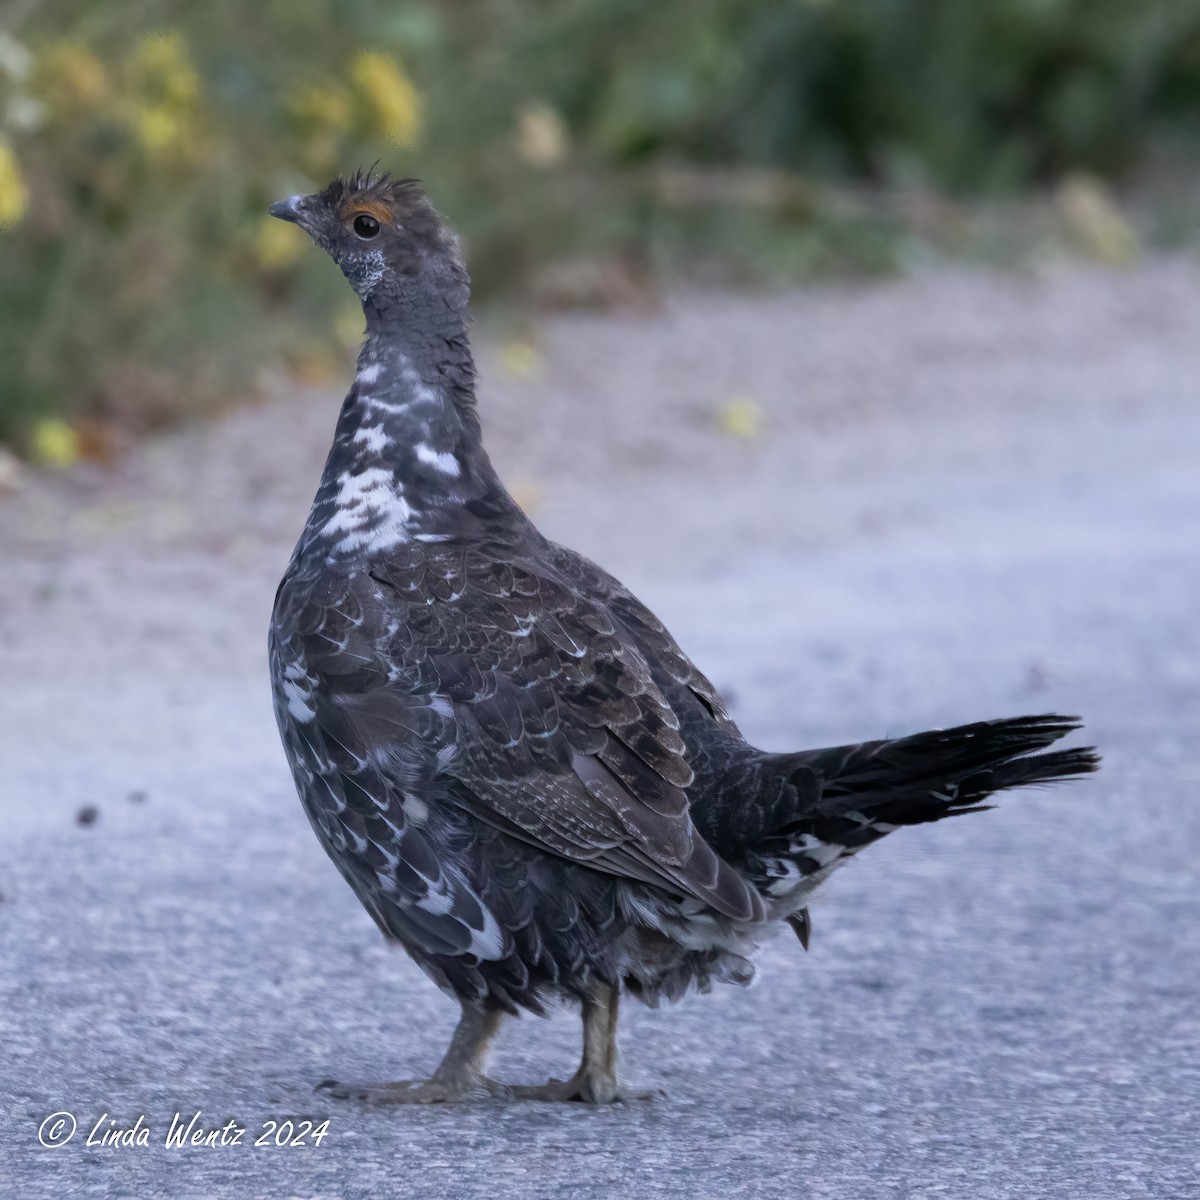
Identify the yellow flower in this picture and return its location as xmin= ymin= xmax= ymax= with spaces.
xmin=335 ymin=303 xmax=366 ymax=349
xmin=515 ymin=101 xmax=569 ymax=168
xmin=31 ymin=418 xmax=81 ymax=468
xmin=716 ymin=396 xmax=762 ymax=439
xmin=133 ymin=106 xmax=180 ymax=153
xmin=120 ymin=32 xmax=202 ymax=163
xmin=37 ymin=40 xmax=108 ymax=111
xmin=128 ymin=32 xmax=199 ymax=108
xmin=1056 ymin=173 xmax=1139 ymax=267
xmin=289 ymin=349 xmax=337 ymax=385
xmin=0 ymin=141 xmax=27 ymax=230
xmin=288 ymin=82 xmax=354 ymax=170
xmin=498 ymin=339 xmax=541 ymax=379
xmin=289 ymin=82 xmax=353 ymax=133
xmin=351 ymin=52 xmax=421 ymax=148
xmin=509 ymin=475 xmax=544 ymax=514
xmin=254 ymin=216 xmax=306 ymax=270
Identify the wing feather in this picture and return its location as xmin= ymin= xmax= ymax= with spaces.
xmin=275 ymin=540 xmax=764 ymax=938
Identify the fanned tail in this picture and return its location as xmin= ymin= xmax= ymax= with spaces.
xmin=799 ymin=713 xmax=1100 ymax=827
xmin=745 ymin=714 xmax=1099 ymax=940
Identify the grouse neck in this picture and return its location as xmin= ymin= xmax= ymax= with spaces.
xmin=298 ymin=328 xmax=517 ymax=564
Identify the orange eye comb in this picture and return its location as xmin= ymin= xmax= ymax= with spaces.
xmin=343 ymin=199 xmax=393 ymax=226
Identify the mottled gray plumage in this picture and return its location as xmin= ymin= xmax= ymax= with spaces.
xmin=267 ymin=174 xmax=1099 ymax=1103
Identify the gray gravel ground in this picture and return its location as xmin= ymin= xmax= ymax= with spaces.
xmin=1 ymin=262 xmax=1198 ymax=1199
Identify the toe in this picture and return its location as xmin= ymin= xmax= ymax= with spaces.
xmin=314 ymin=1076 xmax=512 ymax=1104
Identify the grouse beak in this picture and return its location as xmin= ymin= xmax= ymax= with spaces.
xmin=268 ymin=194 xmax=309 ymax=226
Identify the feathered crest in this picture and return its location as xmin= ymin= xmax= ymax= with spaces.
xmin=301 ymin=167 xmax=463 ymax=272
xmin=318 ymin=167 xmax=424 ymax=213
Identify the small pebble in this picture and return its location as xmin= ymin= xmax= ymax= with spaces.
xmin=76 ymin=804 xmax=99 ymax=827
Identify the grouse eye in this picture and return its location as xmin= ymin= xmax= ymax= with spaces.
xmin=353 ymin=213 xmax=381 ymax=239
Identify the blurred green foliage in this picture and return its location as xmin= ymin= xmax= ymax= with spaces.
xmin=2 ymin=0 xmax=1200 ymax=449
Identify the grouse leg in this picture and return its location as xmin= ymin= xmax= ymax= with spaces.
xmin=317 ymin=1002 xmax=512 ymax=1103
xmin=514 ymin=984 xmax=659 ymax=1103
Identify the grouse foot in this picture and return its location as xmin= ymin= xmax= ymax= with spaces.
xmin=316 ymin=1076 xmax=513 ymax=1104
xmin=318 ymin=1002 xmax=509 ymax=1104
xmin=511 ymin=1071 xmax=662 ymax=1104
xmin=507 ymin=983 xmax=660 ymax=1103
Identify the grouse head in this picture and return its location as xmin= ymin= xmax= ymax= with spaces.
xmin=269 ymin=171 xmax=468 ymax=313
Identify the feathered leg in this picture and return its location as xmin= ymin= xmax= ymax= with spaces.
xmin=317 ymin=1002 xmax=511 ymax=1103
xmin=514 ymin=984 xmax=659 ymax=1103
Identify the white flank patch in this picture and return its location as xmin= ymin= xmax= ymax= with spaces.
xmin=362 ymin=396 xmax=413 ymax=416
xmin=791 ymin=833 xmax=845 ymax=868
xmin=467 ymin=902 xmax=506 ymax=960
xmin=402 ymin=794 xmax=429 ymax=825
xmin=322 ymin=466 xmax=414 ymax=554
xmin=341 ymin=822 xmax=369 ymax=856
xmin=408 ymin=867 xmax=502 ymax=958
xmin=415 ymin=443 xmax=461 ymax=477
xmin=400 ymin=364 xmax=441 ymax=404
xmin=353 ymin=425 xmax=390 ymax=454
xmin=671 ymin=913 xmax=749 ymax=954
xmin=281 ymin=677 xmax=315 ymax=722
xmin=765 ymin=859 xmax=802 ymax=897
xmin=417 ymin=885 xmax=455 ymax=916
xmin=619 ymin=889 xmax=669 ymax=932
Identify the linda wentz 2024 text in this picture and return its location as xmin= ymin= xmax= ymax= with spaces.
xmin=64 ymin=1111 xmax=330 ymax=1148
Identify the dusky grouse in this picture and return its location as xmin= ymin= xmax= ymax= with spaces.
xmin=267 ymin=173 xmax=1098 ymax=1104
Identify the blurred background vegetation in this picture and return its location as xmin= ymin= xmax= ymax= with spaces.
xmin=2 ymin=0 xmax=1200 ymax=458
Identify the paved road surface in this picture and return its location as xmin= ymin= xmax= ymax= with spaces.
xmin=1 ymin=263 xmax=1197 ymax=1198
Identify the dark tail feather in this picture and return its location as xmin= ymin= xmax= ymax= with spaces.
xmin=752 ymin=715 xmax=1097 ymax=952
xmin=784 ymin=713 xmax=1099 ymax=839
